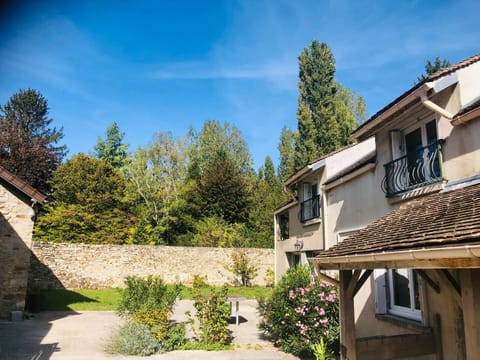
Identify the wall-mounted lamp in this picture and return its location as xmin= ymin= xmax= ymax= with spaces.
xmin=294 ymin=240 xmax=303 ymax=252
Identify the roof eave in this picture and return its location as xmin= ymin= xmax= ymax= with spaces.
xmin=311 ymin=243 xmax=480 ymax=270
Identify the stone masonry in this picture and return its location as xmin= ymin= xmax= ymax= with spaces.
xmin=0 ymin=184 xmax=35 ymax=318
xmin=29 ymin=242 xmax=274 ymax=290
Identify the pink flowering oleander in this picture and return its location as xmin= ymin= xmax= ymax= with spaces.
xmin=318 ymin=307 xmax=325 ymax=316
xmin=288 ymin=290 xmax=294 ymax=298
xmin=327 ymin=294 xmax=335 ymax=302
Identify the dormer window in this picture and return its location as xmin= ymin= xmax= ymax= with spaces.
xmin=382 ymin=119 xmax=443 ymax=197
xmin=300 ymin=182 xmax=320 ymax=222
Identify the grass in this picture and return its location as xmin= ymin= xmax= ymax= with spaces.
xmin=28 ymin=288 xmax=122 ymax=311
xmin=28 ymin=286 xmax=274 ymax=312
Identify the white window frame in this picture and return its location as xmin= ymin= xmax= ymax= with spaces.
xmin=387 ymin=269 xmax=422 ymax=321
xmin=374 ymin=268 xmax=423 ymax=322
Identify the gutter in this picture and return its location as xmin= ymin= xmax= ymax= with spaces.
xmin=284 ymin=159 xmax=326 ymax=188
xmin=352 ymin=72 xmax=459 ymax=140
xmin=451 ymin=106 xmax=480 ymax=126
xmin=312 ymin=244 xmax=480 ymax=267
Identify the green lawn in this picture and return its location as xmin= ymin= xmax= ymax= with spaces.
xmin=28 ymin=286 xmax=273 ymax=311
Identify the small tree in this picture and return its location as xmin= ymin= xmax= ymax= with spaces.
xmin=94 ymin=121 xmax=129 ymax=169
xmin=228 ymin=249 xmax=258 ymax=287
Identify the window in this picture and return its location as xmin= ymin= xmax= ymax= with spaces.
xmin=287 ymin=253 xmax=300 ymax=267
xmin=375 ymin=268 xmax=422 ymax=321
xmin=279 ymin=213 xmax=289 ymax=240
xmin=383 ymin=119 xmax=442 ymax=196
xmin=300 ymin=182 xmax=320 ymax=222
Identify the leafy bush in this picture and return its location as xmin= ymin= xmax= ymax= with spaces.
xmin=133 ymin=307 xmax=169 ymax=341
xmin=192 ymin=274 xmax=208 ymax=288
xmin=227 ymin=249 xmax=258 ymax=287
xmin=118 ymin=275 xmax=179 ymax=315
xmin=264 ymin=268 xmax=275 ymax=287
xmin=112 ymin=275 xmax=186 ymax=354
xmin=158 ymin=323 xmax=187 ymax=352
xmin=187 ymin=284 xmax=231 ymax=345
xmin=257 ymin=265 xmax=339 ymax=357
xmin=108 ymin=321 xmax=159 ymax=356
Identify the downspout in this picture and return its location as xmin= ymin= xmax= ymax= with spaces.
xmin=419 ymin=86 xmax=454 ymax=120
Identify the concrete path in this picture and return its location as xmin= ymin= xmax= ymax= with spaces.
xmin=0 ymin=300 xmax=299 ymax=360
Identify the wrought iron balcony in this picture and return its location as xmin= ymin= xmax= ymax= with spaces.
xmin=300 ymin=194 xmax=321 ymax=222
xmin=382 ymin=140 xmax=443 ymax=197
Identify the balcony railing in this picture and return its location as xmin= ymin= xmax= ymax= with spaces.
xmin=300 ymin=194 xmax=321 ymax=222
xmin=382 ymin=140 xmax=443 ymax=197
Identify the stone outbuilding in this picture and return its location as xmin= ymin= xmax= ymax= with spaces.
xmin=0 ymin=166 xmax=46 ymax=319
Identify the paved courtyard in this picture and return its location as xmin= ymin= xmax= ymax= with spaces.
xmin=0 ymin=300 xmax=299 ymax=360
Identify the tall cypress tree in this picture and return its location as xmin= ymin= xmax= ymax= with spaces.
xmin=293 ymin=41 xmax=362 ymax=172
xmin=294 ymin=40 xmax=338 ymax=170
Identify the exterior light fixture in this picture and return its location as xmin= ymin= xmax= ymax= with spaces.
xmin=294 ymin=240 xmax=304 ymax=252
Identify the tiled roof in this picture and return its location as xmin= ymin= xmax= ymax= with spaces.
xmin=317 ymin=181 xmax=480 ymax=259
xmin=353 ymin=53 xmax=480 ymax=138
xmin=0 ymin=166 xmax=47 ymax=203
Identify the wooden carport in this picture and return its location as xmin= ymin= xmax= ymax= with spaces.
xmin=311 ymin=181 xmax=480 ymax=360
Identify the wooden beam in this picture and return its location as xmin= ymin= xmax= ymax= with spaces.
xmin=316 ymin=257 xmax=480 ymax=271
xmin=353 ymin=270 xmax=373 ymax=297
xmin=436 ymin=269 xmax=461 ymax=304
xmin=459 ymin=269 xmax=480 ymax=359
xmin=346 ymin=269 xmax=362 ymax=297
xmin=339 ymin=270 xmax=357 ymax=360
xmin=316 ymin=271 xmax=340 ymax=287
xmin=433 ymin=314 xmax=443 ymax=360
xmin=417 ymin=269 xmax=440 ymax=294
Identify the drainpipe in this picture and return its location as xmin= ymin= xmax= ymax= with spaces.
xmin=419 ymin=86 xmax=454 ymax=120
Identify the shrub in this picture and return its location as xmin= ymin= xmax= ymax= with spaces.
xmin=158 ymin=322 xmax=187 ymax=352
xmin=113 ymin=275 xmax=186 ymax=354
xmin=118 ymin=275 xmax=179 ymax=316
xmin=192 ymin=274 xmax=208 ymax=288
xmin=133 ymin=307 xmax=169 ymax=341
xmin=264 ymin=268 xmax=274 ymax=287
xmin=228 ymin=249 xmax=258 ymax=287
xmin=257 ymin=265 xmax=339 ymax=357
xmin=187 ymin=284 xmax=231 ymax=345
xmin=108 ymin=321 xmax=159 ymax=356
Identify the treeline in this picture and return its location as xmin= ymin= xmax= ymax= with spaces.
xmin=1 ymin=40 xmax=370 ymax=248
xmin=31 ymin=120 xmax=285 ymax=247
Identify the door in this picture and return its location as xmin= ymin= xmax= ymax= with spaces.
xmin=405 ymin=128 xmax=424 ymax=185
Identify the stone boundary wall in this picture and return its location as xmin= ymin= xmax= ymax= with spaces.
xmin=29 ymin=242 xmax=274 ymax=290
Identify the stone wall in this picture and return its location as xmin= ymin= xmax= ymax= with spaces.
xmin=0 ymin=184 xmax=35 ymax=318
xmin=29 ymin=242 xmax=274 ymax=290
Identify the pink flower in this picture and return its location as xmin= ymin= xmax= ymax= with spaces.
xmin=328 ymin=293 xmax=335 ymax=302
xmin=288 ymin=290 xmax=294 ymax=298
xmin=318 ymin=307 xmax=325 ymax=316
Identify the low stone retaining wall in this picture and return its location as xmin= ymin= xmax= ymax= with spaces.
xmin=29 ymin=242 xmax=274 ymax=290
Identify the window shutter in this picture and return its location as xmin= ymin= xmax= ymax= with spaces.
xmin=374 ymin=269 xmax=388 ymax=314
xmin=390 ymin=130 xmax=403 ymax=159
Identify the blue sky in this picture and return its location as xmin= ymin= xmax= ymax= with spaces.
xmin=1 ymin=0 xmax=479 ymax=170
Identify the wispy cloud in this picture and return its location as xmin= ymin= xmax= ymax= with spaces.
xmin=150 ymin=60 xmax=296 ymax=80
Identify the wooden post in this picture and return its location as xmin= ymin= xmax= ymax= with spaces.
xmin=459 ymin=269 xmax=480 ymax=359
xmin=340 ymin=270 xmax=357 ymax=360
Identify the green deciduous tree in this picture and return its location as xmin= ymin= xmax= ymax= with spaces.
xmin=0 ymin=88 xmax=66 ymax=192
xmin=94 ymin=121 xmax=129 ymax=169
xmin=124 ymin=132 xmax=190 ymax=244
xmin=34 ymin=154 xmax=134 ymax=244
xmin=194 ymin=154 xmax=252 ymax=225
xmin=188 ymin=120 xmax=254 ymax=178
